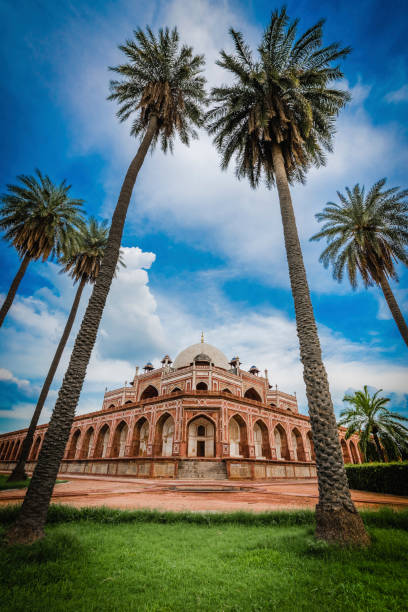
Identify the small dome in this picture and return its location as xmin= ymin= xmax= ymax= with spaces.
xmin=173 ymin=342 xmax=229 ymax=370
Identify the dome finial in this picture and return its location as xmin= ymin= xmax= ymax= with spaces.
xmin=201 ymin=331 xmax=204 ymax=343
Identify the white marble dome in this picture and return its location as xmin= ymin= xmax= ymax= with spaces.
xmin=173 ymin=342 xmax=230 ymax=370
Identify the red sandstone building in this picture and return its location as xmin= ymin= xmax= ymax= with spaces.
xmin=0 ymin=339 xmax=362 ymax=479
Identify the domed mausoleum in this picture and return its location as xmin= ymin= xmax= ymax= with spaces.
xmin=0 ymin=337 xmax=362 ymax=480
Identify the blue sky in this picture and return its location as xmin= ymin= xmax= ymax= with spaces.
xmin=0 ymin=0 xmax=407 ymax=433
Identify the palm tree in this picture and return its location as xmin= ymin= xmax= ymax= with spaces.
xmin=340 ymin=386 xmax=408 ymax=462
xmin=6 ymin=26 xmax=206 ymax=544
xmin=7 ymin=218 xmax=122 ymax=483
xmin=0 ymin=170 xmax=84 ymax=327
xmin=206 ymin=8 xmax=369 ymax=545
xmin=311 ymin=179 xmax=408 ymax=346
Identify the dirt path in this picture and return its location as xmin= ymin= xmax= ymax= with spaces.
xmin=1 ymin=474 xmax=407 ymax=513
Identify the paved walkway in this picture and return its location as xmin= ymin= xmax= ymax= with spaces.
xmin=1 ymin=474 xmax=407 ymax=512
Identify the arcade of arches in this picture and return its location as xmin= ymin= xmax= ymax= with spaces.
xmin=0 ymin=339 xmax=362 ymax=479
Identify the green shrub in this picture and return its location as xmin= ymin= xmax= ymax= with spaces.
xmin=345 ymin=462 xmax=408 ymax=496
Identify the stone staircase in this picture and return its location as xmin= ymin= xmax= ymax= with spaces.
xmin=177 ymin=460 xmax=227 ymax=480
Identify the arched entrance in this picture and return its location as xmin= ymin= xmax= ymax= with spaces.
xmin=111 ymin=421 xmax=128 ymax=458
xmin=229 ymin=415 xmax=249 ymax=458
xmin=254 ymin=420 xmax=271 ymax=459
xmin=274 ymin=424 xmax=290 ymax=460
xmin=12 ymin=440 xmax=21 ymax=460
xmin=94 ymin=424 xmax=110 ymax=458
xmin=154 ymin=414 xmax=175 ymax=457
xmin=187 ymin=417 xmax=215 ymax=457
xmin=196 ymin=382 xmax=208 ymax=391
xmin=6 ymin=441 xmax=15 ymax=460
xmin=306 ymin=431 xmax=315 ymax=461
xmin=81 ymin=427 xmax=94 ymax=459
xmin=349 ymin=440 xmax=359 ymax=464
xmin=291 ymin=428 xmax=306 ymax=461
xmin=31 ymin=436 xmax=41 ymax=460
xmin=131 ymin=418 xmax=149 ymax=456
xmin=68 ymin=429 xmax=81 ymax=459
xmin=341 ymin=439 xmax=351 ymax=463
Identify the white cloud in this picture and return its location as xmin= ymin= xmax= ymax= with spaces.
xmin=0 ymin=246 xmax=164 ymax=428
xmin=0 ymin=369 xmax=30 ymax=389
xmin=385 ymin=84 xmax=408 ymax=103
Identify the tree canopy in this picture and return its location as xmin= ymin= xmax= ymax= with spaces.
xmin=108 ymin=26 xmax=207 ymax=152
xmin=206 ymin=7 xmax=350 ymax=186
xmin=311 ymin=179 xmax=408 ymax=288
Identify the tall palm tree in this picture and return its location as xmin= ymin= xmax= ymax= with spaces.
xmin=311 ymin=179 xmax=408 ymax=346
xmin=6 ymin=27 xmax=206 ymax=544
xmin=206 ymin=9 xmax=369 ymax=545
xmin=340 ymin=386 xmax=408 ymax=462
xmin=7 ymin=218 xmax=122 ymax=483
xmin=0 ymin=170 xmax=84 ymax=327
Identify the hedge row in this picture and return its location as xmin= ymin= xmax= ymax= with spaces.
xmin=345 ymin=462 xmax=408 ymax=496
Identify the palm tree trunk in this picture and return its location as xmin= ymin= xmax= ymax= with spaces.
xmin=5 ymin=116 xmax=158 ymax=544
xmin=373 ymin=431 xmax=386 ymax=462
xmin=379 ymin=273 xmax=408 ymax=347
xmin=0 ymin=254 xmax=30 ymax=327
xmin=271 ymin=143 xmax=369 ymax=546
xmin=7 ymin=277 xmax=87 ymax=483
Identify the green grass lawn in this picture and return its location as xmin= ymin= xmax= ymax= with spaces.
xmin=1 ymin=507 xmax=407 ymax=611
xmin=0 ymin=474 xmax=67 ymax=491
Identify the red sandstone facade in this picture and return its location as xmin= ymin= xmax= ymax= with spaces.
xmin=0 ymin=341 xmax=362 ymax=479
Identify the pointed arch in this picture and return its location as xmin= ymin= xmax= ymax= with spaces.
xmin=68 ymin=429 xmax=81 ymax=459
xmin=1 ymin=440 xmax=10 ymax=460
xmin=81 ymin=427 xmax=95 ymax=459
xmin=306 ymin=431 xmax=315 ymax=461
xmin=11 ymin=439 xmax=21 ymax=460
xmin=274 ymin=424 xmax=290 ymax=460
xmin=171 ymin=387 xmax=182 ymax=393
xmin=111 ymin=420 xmax=129 ymax=457
xmin=349 ymin=440 xmax=359 ymax=464
xmin=244 ymin=387 xmax=262 ymax=402
xmin=291 ymin=428 xmax=306 ymax=461
xmin=221 ymin=388 xmax=232 ymax=394
xmin=131 ymin=417 xmax=150 ymax=456
xmin=154 ymin=413 xmax=175 ymax=457
xmin=94 ymin=424 xmax=110 ymax=458
xmin=187 ymin=415 xmax=215 ymax=457
xmin=140 ymin=385 xmax=159 ymax=400
xmin=254 ymin=419 xmax=271 ymax=459
xmin=228 ymin=414 xmax=249 ymax=457
xmin=341 ymin=439 xmax=351 ymax=463
xmin=196 ymin=382 xmax=208 ymax=391
xmin=30 ymin=435 xmax=42 ymax=461
xmin=6 ymin=440 xmax=15 ymax=460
